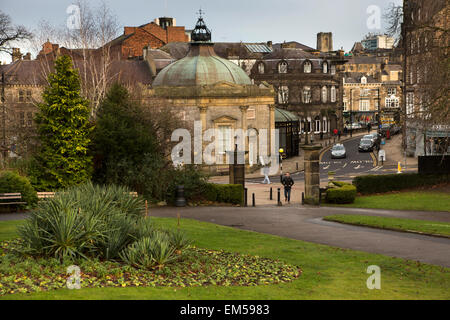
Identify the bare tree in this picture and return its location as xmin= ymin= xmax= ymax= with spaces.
xmin=32 ymin=1 xmax=120 ymax=117
xmin=0 ymin=10 xmax=32 ymax=55
xmin=384 ymin=1 xmax=449 ymax=155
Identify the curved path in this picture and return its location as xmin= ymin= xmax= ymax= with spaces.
xmin=150 ymin=206 xmax=450 ymax=267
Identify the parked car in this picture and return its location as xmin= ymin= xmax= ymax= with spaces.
xmin=331 ymin=144 xmax=346 ymax=159
xmin=358 ymin=138 xmax=375 ymax=152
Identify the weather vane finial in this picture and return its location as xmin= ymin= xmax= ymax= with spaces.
xmin=197 ymin=8 xmax=204 ymax=18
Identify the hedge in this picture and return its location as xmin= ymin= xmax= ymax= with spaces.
xmin=326 ymin=184 xmax=357 ymax=204
xmin=0 ymin=171 xmax=38 ymax=209
xmin=204 ymin=183 xmax=244 ymax=205
xmin=352 ymin=173 xmax=450 ymax=195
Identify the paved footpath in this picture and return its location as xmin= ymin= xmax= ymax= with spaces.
xmin=2 ymin=205 xmax=449 ymax=267
xmin=150 ymin=205 xmax=450 ymax=267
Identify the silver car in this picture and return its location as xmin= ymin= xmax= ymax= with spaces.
xmin=331 ymin=144 xmax=346 ymax=159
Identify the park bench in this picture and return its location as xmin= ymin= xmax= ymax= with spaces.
xmin=0 ymin=193 xmax=26 ymax=210
xmin=37 ymin=191 xmax=138 ymax=200
xmin=37 ymin=192 xmax=56 ymax=199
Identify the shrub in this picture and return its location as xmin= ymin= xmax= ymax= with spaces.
xmin=18 ymin=182 xmax=145 ymax=261
xmin=0 ymin=171 xmax=38 ymax=208
xmin=331 ymin=181 xmax=351 ymax=188
xmin=204 ymin=184 xmax=244 ymax=205
xmin=352 ymin=173 xmax=450 ymax=195
xmin=18 ymin=183 xmax=190 ymax=268
xmin=326 ymin=184 xmax=357 ymax=204
xmin=119 ymin=231 xmax=177 ymax=269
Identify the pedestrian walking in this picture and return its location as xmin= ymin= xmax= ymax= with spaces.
xmin=280 ymin=172 xmax=294 ymax=203
xmin=338 ymin=130 xmax=341 ymax=141
xmin=367 ymin=123 xmax=371 ymax=133
xmin=262 ymin=164 xmax=271 ymax=184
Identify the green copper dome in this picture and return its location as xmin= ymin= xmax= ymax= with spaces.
xmin=152 ymin=43 xmax=252 ymax=87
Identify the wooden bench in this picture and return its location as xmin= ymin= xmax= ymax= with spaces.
xmin=0 ymin=193 xmax=26 ymax=208
xmin=37 ymin=192 xmax=56 ymax=199
xmin=37 ymin=191 xmax=138 ymax=200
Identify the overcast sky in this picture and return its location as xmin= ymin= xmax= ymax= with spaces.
xmin=1 ymin=0 xmax=402 ymax=63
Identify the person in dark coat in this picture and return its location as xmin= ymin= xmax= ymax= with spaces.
xmin=280 ymin=172 xmax=294 ymax=203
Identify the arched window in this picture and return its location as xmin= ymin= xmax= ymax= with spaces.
xmin=330 ymin=86 xmax=336 ymax=102
xmin=302 ymin=86 xmax=311 ymax=104
xmin=314 ymin=116 xmax=321 ymax=133
xmin=322 ymin=117 xmax=327 ymax=133
xmin=278 ymin=61 xmax=288 ymax=74
xmin=322 ymin=61 xmax=328 ymax=74
xmin=258 ymin=62 xmax=265 ymax=74
xmin=278 ymin=86 xmax=289 ymax=104
xmin=303 ymin=61 xmax=312 ymax=73
xmin=322 ymin=86 xmax=328 ymax=103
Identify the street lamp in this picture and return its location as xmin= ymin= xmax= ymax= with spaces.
xmin=279 ymin=148 xmax=284 ymax=174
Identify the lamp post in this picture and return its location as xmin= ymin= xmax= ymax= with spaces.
xmin=279 ymin=148 xmax=284 ymax=175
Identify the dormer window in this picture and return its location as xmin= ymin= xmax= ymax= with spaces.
xmin=361 ymin=76 xmax=367 ymax=84
xmin=303 ymin=61 xmax=312 ymax=73
xmin=322 ymin=61 xmax=328 ymax=74
xmin=258 ymin=62 xmax=265 ymax=74
xmin=278 ymin=61 xmax=288 ymax=74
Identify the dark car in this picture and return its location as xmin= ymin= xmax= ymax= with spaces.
xmin=358 ymin=138 xmax=374 ymax=152
xmin=331 ymin=144 xmax=346 ymax=159
xmin=367 ymin=132 xmax=382 ymax=147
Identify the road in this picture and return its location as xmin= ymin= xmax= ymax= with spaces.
xmin=149 ymin=206 xmax=450 ymax=267
xmin=247 ymin=134 xmax=415 ymax=183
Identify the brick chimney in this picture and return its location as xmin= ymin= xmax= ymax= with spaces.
xmin=12 ymin=48 xmax=22 ymax=62
xmin=23 ymin=52 xmax=32 ymax=60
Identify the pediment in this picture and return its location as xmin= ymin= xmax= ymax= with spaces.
xmin=213 ymin=115 xmax=238 ymax=123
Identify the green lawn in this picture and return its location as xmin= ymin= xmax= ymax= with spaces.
xmin=324 ymin=215 xmax=450 ymax=238
xmin=326 ymin=192 xmax=450 ymax=212
xmin=0 ymin=217 xmax=449 ymax=300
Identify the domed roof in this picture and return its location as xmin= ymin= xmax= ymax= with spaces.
xmin=153 ymin=43 xmax=252 ymax=87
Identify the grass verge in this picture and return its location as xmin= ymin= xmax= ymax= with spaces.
xmin=325 ymin=191 xmax=450 ymax=212
xmin=0 ymin=218 xmax=449 ymax=300
xmin=323 ymin=215 xmax=450 ymax=238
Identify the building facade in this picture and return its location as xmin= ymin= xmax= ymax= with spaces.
xmin=250 ymin=44 xmax=347 ymax=146
xmin=403 ymin=0 xmax=449 ymax=156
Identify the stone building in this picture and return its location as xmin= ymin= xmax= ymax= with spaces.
xmin=0 ymin=52 xmax=156 ymax=160
xmin=150 ymin=15 xmax=275 ymax=173
xmin=249 ymin=43 xmax=347 ymax=152
xmin=403 ymin=0 xmax=449 ymax=156
xmin=342 ymin=63 xmax=403 ymax=127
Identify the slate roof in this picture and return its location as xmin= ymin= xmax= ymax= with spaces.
xmin=343 ymin=72 xmax=379 ymax=84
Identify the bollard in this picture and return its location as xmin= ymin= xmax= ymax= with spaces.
xmin=252 ymin=193 xmax=255 ymax=207
xmin=244 ymin=188 xmax=248 ymax=207
xmin=277 ymin=188 xmax=282 ymax=206
xmin=270 ymin=187 xmax=273 ymax=200
xmin=302 ymin=192 xmax=304 ymax=205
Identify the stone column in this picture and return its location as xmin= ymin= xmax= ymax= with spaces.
xmin=198 ymin=106 xmax=208 ymax=133
xmin=240 ymin=106 xmax=249 ymax=162
xmin=269 ymin=104 xmax=276 ymax=156
xmin=301 ymin=144 xmax=322 ymax=205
